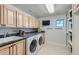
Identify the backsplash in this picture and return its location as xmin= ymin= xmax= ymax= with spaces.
xmin=0 ymin=28 xmax=18 ymax=35
xmin=17 ymin=28 xmax=37 ymax=32
xmin=0 ymin=28 xmax=37 ymax=35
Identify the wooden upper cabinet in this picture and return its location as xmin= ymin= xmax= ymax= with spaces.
xmin=0 ymin=5 xmax=4 ymax=26
xmin=34 ymin=19 xmax=37 ymax=28
xmin=33 ymin=18 xmax=40 ymax=28
xmin=23 ymin=16 xmax=29 ymax=28
xmin=29 ymin=16 xmax=40 ymax=28
xmin=29 ymin=16 xmax=33 ymax=28
xmin=4 ymin=5 xmax=16 ymax=27
xmin=32 ymin=18 xmax=35 ymax=28
xmin=36 ymin=20 xmax=40 ymax=28
xmin=0 ymin=5 xmax=40 ymax=28
xmin=17 ymin=12 xmax=23 ymax=27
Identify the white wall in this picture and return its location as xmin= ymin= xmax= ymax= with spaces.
xmin=72 ymin=15 xmax=79 ymax=54
xmin=39 ymin=14 xmax=66 ymax=46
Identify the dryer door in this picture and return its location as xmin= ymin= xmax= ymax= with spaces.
xmin=29 ymin=39 xmax=37 ymax=53
xmin=39 ymin=37 xmax=43 ymax=46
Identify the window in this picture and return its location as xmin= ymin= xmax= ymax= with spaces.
xmin=56 ymin=19 xmax=64 ymax=28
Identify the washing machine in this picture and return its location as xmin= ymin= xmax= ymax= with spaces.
xmin=26 ymin=35 xmax=38 ymax=55
xmin=37 ymin=33 xmax=43 ymax=51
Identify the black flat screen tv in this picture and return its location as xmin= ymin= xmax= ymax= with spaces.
xmin=42 ymin=20 xmax=50 ymax=26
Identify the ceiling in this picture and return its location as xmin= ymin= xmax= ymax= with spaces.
xmin=12 ymin=4 xmax=72 ymax=18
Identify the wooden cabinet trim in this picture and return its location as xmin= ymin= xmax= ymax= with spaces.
xmin=23 ymin=16 xmax=29 ymax=28
xmin=0 ymin=5 xmax=40 ymax=28
xmin=15 ymin=40 xmax=25 ymax=55
xmin=0 ymin=44 xmax=12 ymax=55
xmin=3 ymin=5 xmax=16 ymax=27
xmin=17 ymin=12 xmax=24 ymax=27
xmin=0 ymin=5 xmax=4 ymax=25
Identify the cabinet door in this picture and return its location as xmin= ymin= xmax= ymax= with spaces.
xmin=38 ymin=20 xmax=40 ymax=28
xmin=29 ymin=16 xmax=33 ymax=28
xmin=34 ymin=19 xmax=37 ymax=28
xmin=0 ymin=45 xmax=11 ymax=55
xmin=0 ymin=5 xmax=4 ymax=26
xmin=29 ymin=17 xmax=37 ymax=28
xmin=23 ymin=16 xmax=29 ymax=28
xmin=32 ymin=18 xmax=35 ymax=28
xmin=29 ymin=17 xmax=40 ymax=28
xmin=35 ymin=20 xmax=38 ymax=28
xmin=10 ymin=40 xmax=25 ymax=55
xmin=12 ymin=44 xmax=17 ymax=55
xmin=16 ymin=40 xmax=25 ymax=55
xmin=33 ymin=18 xmax=36 ymax=28
xmin=36 ymin=20 xmax=40 ymax=28
xmin=33 ymin=19 xmax=40 ymax=28
xmin=17 ymin=12 xmax=23 ymax=27
xmin=4 ymin=5 xmax=16 ymax=27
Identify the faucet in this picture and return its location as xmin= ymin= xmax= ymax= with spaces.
xmin=4 ymin=32 xmax=8 ymax=38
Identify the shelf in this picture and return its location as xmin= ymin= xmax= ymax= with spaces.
xmin=66 ymin=7 xmax=73 ymax=52
xmin=73 ymin=5 xmax=79 ymax=15
xmin=66 ymin=29 xmax=72 ymax=34
xmin=67 ymin=17 xmax=72 ymax=21
xmin=68 ymin=40 xmax=72 ymax=46
xmin=68 ymin=29 xmax=72 ymax=33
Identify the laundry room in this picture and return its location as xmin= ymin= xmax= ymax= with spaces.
xmin=0 ymin=4 xmax=79 ymax=55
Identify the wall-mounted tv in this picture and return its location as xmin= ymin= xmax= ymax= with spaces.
xmin=42 ymin=20 xmax=50 ymax=26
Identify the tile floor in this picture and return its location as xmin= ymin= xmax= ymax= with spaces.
xmin=37 ymin=42 xmax=71 ymax=55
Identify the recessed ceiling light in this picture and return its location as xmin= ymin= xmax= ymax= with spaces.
xmin=45 ymin=4 xmax=55 ymax=13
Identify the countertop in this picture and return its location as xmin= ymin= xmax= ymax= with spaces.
xmin=0 ymin=36 xmax=25 ymax=47
xmin=0 ymin=32 xmax=41 ymax=47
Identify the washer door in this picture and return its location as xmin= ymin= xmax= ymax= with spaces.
xmin=39 ymin=37 xmax=43 ymax=46
xmin=30 ymin=39 xmax=37 ymax=53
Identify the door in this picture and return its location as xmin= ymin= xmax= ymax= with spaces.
xmin=0 ymin=45 xmax=11 ymax=55
xmin=37 ymin=21 xmax=39 ymax=28
xmin=29 ymin=16 xmax=33 ymax=28
xmin=32 ymin=18 xmax=35 ymax=28
xmin=32 ymin=17 xmax=39 ymax=28
xmin=12 ymin=44 xmax=17 ymax=55
xmin=23 ymin=16 xmax=29 ymax=28
xmin=35 ymin=20 xmax=38 ymax=28
xmin=0 ymin=5 xmax=4 ymax=26
xmin=30 ymin=39 xmax=37 ymax=53
xmin=4 ymin=5 xmax=16 ymax=27
xmin=16 ymin=40 xmax=25 ymax=55
xmin=34 ymin=19 xmax=37 ymax=28
xmin=10 ymin=40 xmax=25 ymax=55
xmin=29 ymin=17 xmax=37 ymax=28
xmin=35 ymin=19 xmax=40 ymax=28
xmin=39 ymin=37 xmax=43 ymax=46
xmin=17 ymin=12 xmax=23 ymax=27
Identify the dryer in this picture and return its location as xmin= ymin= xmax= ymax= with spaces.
xmin=37 ymin=33 xmax=43 ymax=51
xmin=26 ymin=35 xmax=38 ymax=55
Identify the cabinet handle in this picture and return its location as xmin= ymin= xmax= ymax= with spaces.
xmin=12 ymin=44 xmax=16 ymax=46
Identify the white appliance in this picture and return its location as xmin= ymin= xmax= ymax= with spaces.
xmin=26 ymin=35 xmax=38 ymax=55
xmin=37 ymin=33 xmax=43 ymax=51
